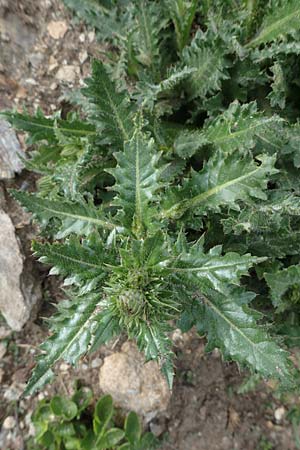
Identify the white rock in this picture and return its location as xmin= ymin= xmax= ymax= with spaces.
xmin=79 ymin=50 xmax=88 ymax=64
xmin=274 ymin=406 xmax=286 ymax=422
xmin=0 ymin=120 xmax=24 ymax=179
xmin=88 ymin=30 xmax=95 ymax=43
xmin=3 ymin=382 xmax=25 ymax=401
xmin=0 ymin=209 xmax=41 ymax=330
xmin=47 ymin=21 xmax=68 ymax=40
xmin=2 ymin=416 xmax=16 ymax=430
xmin=99 ymin=341 xmax=170 ymax=421
xmin=56 ymin=65 xmax=80 ymax=83
xmin=0 ymin=342 xmax=6 ymax=359
xmin=91 ymin=357 xmax=102 ymax=369
xmin=79 ymin=33 xmax=85 ymax=43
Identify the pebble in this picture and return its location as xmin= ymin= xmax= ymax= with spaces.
xmin=79 ymin=50 xmax=88 ymax=64
xmin=47 ymin=21 xmax=68 ymax=40
xmin=3 ymin=416 xmax=16 ymax=430
xmin=55 ymin=65 xmax=80 ymax=83
xmin=88 ymin=30 xmax=95 ymax=43
xmin=60 ymin=362 xmax=69 ymax=371
xmin=0 ymin=342 xmax=7 ymax=359
xmin=79 ymin=33 xmax=85 ymax=43
xmin=91 ymin=357 xmax=102 ymax=369
xmin=274 ymin=406 xmax=286 ymax=422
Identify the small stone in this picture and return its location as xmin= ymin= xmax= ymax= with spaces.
xmin=0 ymin=342 xmax=7 ymax=359
xmin=0 ymin=208 xmax=41 ymax=330
xmin=60 ymin=362 xmax=69 ymax=371
xmin=47 ymin=21 xmax=68 ymax=40
xmin=28 ymin=52 xmax=44 ymax=69
xmin=91 ymin=357 xmax=102 ymax=369
xmin=274 ymin=406 xmax=286 ymax=422
xmin=80 ymin=363 xmax=88 ymax=371
xmin=88 ymin=30 xmax=95 ymax=43
xmin=4 ymin=382 xmax=25 ymax=401
xmin=79 ymin=33 xmax=85 ymax=43
xmin=25 ymin=78 xmax=38 ymax=85
xmin=49 ymin=56 xmax=59 ymax=72
xmin=38 ymin=392 xmax=45 ymax=400
xmin=99 ymin=341 xmax=170 ymax=421
xmin=50 ymin=82 xmax=58 ymax=91
xmin=0 ymin=326 xmax=11 ymax=339
xmin=0 ymin=120 xmax=24 ymax=179
xmin=55 ymin=65 xmax=79 ymax=83
xmin=3 ymin=416 xmax=16 ymax=430
xmin=16 ymin=86 xmax=27 ymax=99
xmin=79 ymin=50 xmax=88 ymax=64
xmin=149 ymin=422 xmax=165 ymax=437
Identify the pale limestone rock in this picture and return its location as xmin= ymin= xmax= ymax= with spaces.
xmin=0 ymin=120 xmax=24 ymax=179
xmin=47 ymin=20 xmax=68 ymax=40
xmin=2 ymin=416 xmax=16 ymax=430
xmin=0 ymin=209 xmax=41 ymax=330
xmin=56 ymin=65 xmax=80 ymax=83
xmin=99 ymin=341 xmax=170 ymax=421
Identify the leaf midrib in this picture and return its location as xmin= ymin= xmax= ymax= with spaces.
xmin=247 ymin=7 xmax=300 ymax=47
xmin=162 ymin=163 xmax=262 ymax=218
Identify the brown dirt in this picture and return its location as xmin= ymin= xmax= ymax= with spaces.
xmin=0 ymin=1 xmax=299 ymax=449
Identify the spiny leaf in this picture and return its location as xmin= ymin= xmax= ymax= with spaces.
xmin=168 ymin=238 xmax=264 ymax=293
xmin=247 ymin=0 xmax=300 ymax=47
xmin=265 ymin=265 xmax=300 ymax=310
xmin=108 ymin=128 xmax=162 ymax=235
xmin=32 ymin=236 xmax=108 ymax=284
xmin=25 ymin=295 xmax=101 ymax=395
xmin=201 ymin=101 xmax=285 ymax=153
xmin=164 ymin=0 xmax=198 ymax=52
xmin=161 ymin=151 xmax=278 ymax=219
xmin=197 ymin=288 xmax=294 ymax=385
xmin=11 ymin=190 xmax=122 ymax=238
xmin=182 ymin=30 xmax=230 ymax=100
xmin=135 ymin=321 xmax=174 ymax=388
xmin=82 ymin=60 xmax=135 ymax=146
xmin=1 ymin=109 xmax=96 ymax=145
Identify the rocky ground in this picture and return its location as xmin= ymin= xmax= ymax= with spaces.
xmin=0 ymin=1 xmax=300 ymax=449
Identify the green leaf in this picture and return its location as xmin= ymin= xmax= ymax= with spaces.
xmin=173 ymin=128 xmax=207 ymax=159
xmin=108 ymin=128 xmax=162 ymax=235
xmin=135 ymin=322 xmax=174 ymax=388
xmin=265 ymin=265 xmax=300 ymax=311
xmin=197 ymin=288 xmax=294 ymax=385
xmin=133 ymin=0 xmax=164 ymax=76
xmin=72 ymin=387 xmax=93 ymax=414
xmin=247 ymin=0 xmax=300 ymax=47
xmin=24 ymin=295 xmax=101 ymax=395
xmin=1 ymin=109 xmax=96 ymax=144
xmin=164 ymin=0 xmax=198 ymax=52
xmin=169 ymin=238 xmax=264 ymax=293
xmin=268 ymin=62 xmax=287 ymax=110
xmin=104 ymin=428 xmax=125 ymax=446
xmin=32 ymin=237 xmax=107 ymax=284
xmin=11 ymin=190 xmax=122 ymax=238
xmin=94 ymin=395 xmax=113 ymax=435
xmin=50 ymin=396 xmax=78 ymax=421
xmin=161 ymin=151 xmax=278 ymax=219
xmin=125 ymin=411 xmax=141 ymax=445
xmin=182 ymin=30 xmax=230 ymax=100
xmin=82 ymin=60 xmax=134 ymax=146
xmin=201 ymin=101 xmax=285 ymax=153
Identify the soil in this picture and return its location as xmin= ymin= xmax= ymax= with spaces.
xmin=0 ymin=1 xmax=299 ymax=449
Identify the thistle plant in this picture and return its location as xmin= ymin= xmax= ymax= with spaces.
xmin=3 ymin=0 xmax=300 ymax=394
